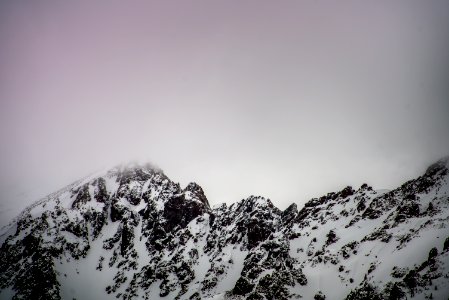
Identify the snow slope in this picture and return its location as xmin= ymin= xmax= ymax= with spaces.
xmin=1 ymin=158 xmax=449 ymax=300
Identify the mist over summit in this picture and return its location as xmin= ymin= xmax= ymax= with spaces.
xmin=2 ymin=1 xmax=449 ymax=299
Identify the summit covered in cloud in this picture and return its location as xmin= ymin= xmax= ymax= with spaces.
xmin=1 ymin=0 xmax=449 ymax=224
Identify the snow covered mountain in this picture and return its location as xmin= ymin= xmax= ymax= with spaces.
xmin=1 ymin=158 xmax=449 ymax=300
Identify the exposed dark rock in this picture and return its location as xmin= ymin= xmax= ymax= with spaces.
xmin=184 ymin=182 xmax=210 ymax=208
xmin=233 ymin=277 xmax=254 ymax=295
xmin=281 ymin=203 xmax=298 ymax=224
xmin=345 ymin=283 xmax=384 ymax=300
xmin=387 ymin=282 xmax=406 ymax=300
xmin=403 ymin=270 xmax=418 ymax=296
xmin=340 ymin=186 xmax=355 ymax=199
xmin=394 ymin=201 xmax=420 ymax=223
xmin=246 ymin=218 xmax=273 ymax=249
xmin=93 ymin=177 xmax=109 ymax=203
xmin=391 ymin=266 xmax=408 ymax=278
xmin=428 ymin=247 xmax=438 ymax=261
xmin=120 ymin=223 xmax=135 ymax=256
xmin=72 ymin=184 xmax=91 ymax=209
xmin=163 ymin=194 xmax=208 ymax=232
xmin=314 ymin=291 xmax=326 ymax=300
xmin=444 ymin=236 xmax=449 ymax=252
xmin=254 ymin=273 xmax=291 ymax=300
xmin=356 ymin=198 xmax=366 ymax=212
xmin=325 ymin=229 xmax=339 ymax=246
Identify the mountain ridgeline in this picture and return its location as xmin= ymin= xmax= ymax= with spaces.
xmin=1 ymin=159 xmax=449 ymax=300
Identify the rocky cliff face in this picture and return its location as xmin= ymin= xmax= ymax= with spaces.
xmin=1 ymin=159 xmax=449 ymax=300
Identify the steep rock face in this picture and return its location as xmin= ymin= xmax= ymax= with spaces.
xmin=0 ymin=158 xmax=449 ymax=300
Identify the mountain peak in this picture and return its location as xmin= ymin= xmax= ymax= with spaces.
xmin=425 ymin=155 xmax=449 ymax=176
xmin=183 ymin=182 xmax=210 ymax=208
xmin=1 ymin=157 xmax=449 ymax=300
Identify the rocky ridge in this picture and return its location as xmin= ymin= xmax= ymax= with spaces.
xmin=1 ymin=158 xmax=449 ymax=300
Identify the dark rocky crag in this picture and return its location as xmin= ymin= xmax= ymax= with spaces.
xmin=1 ymin=158 xmax=449 ymax=300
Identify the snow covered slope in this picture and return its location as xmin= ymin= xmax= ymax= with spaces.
xmin=1 ymin=158 xmax=449 ymax=300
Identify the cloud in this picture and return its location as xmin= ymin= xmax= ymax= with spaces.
xmin=0 ymin=0 xmax=448 ymax=226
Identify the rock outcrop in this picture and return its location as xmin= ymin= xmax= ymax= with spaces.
xmin=1 ymin=158 xmax=449 ymax=299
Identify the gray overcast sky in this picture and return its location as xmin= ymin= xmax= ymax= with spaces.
xmin=0 ymin=0 xmax=448 ymax=225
